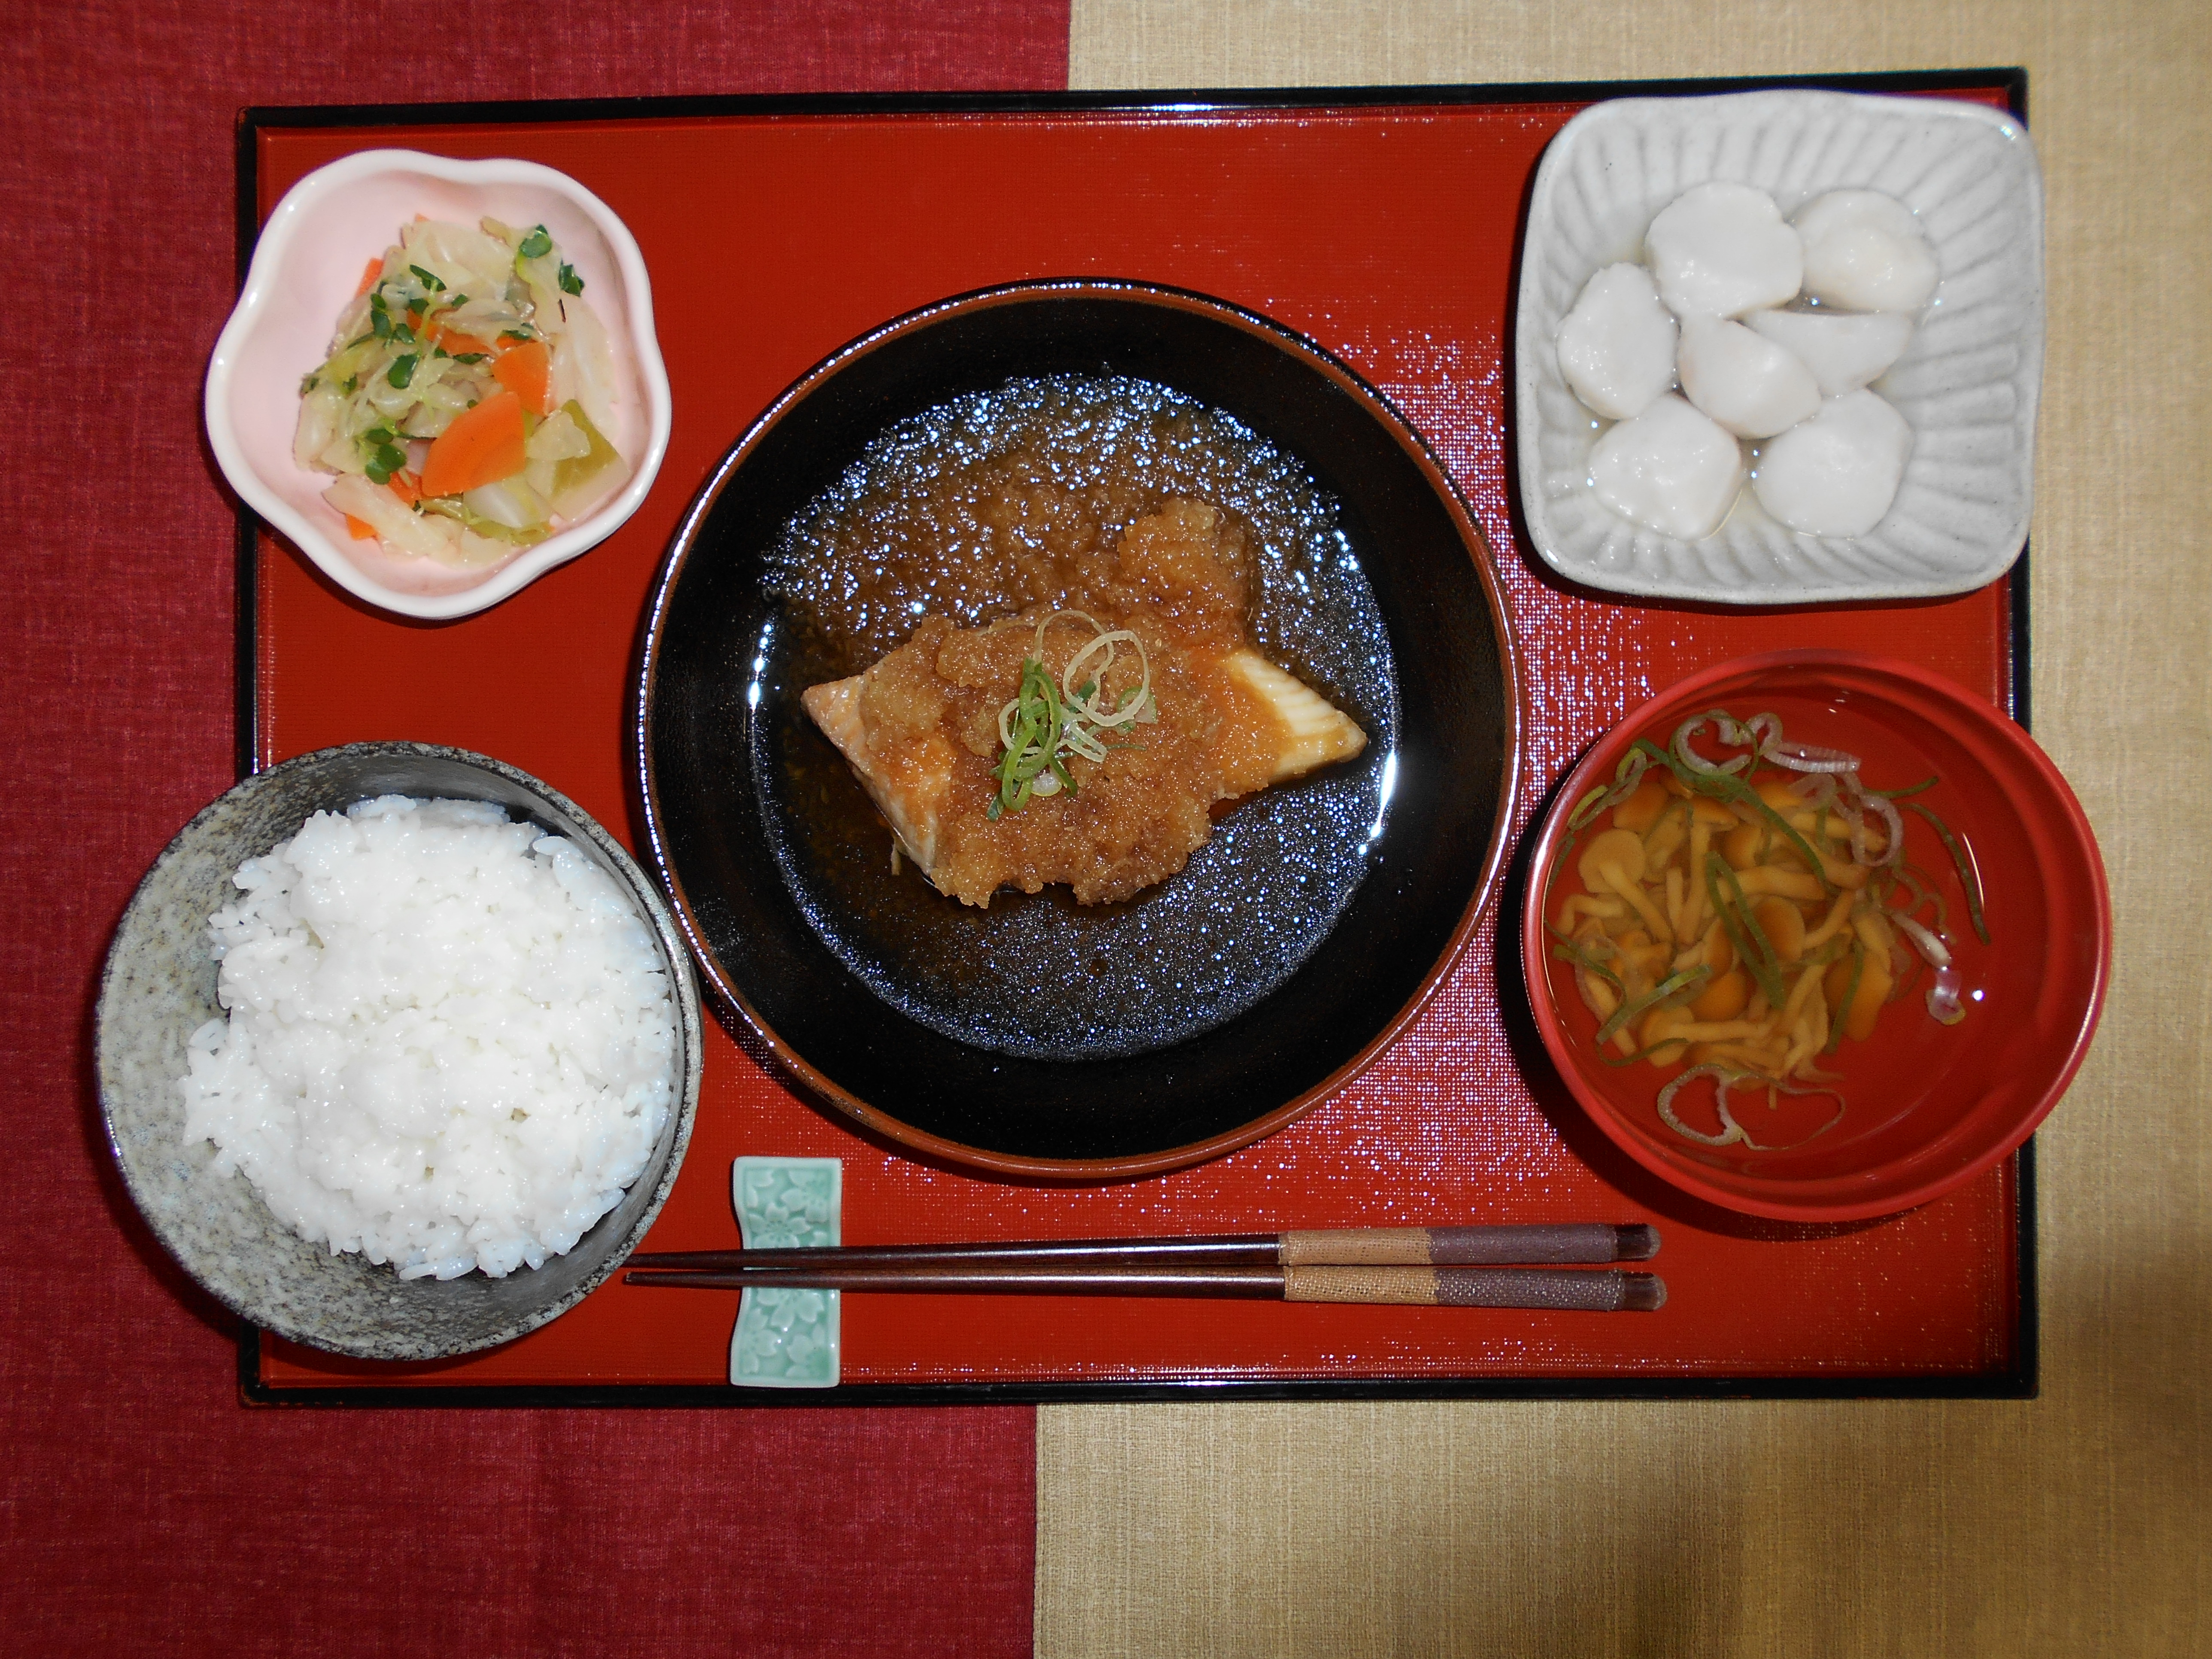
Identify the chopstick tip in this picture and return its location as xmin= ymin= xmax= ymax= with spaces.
xmin=1620 ymin=1273 xmax=1667 ymax=1312
xmin=1614 ymin=1223 xmax=1661 ymax=1261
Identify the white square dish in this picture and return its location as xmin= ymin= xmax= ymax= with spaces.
xmin=205 ymin=149 xmax=673 ymax=621
xmin=1513 ymin=90 xmax=2044 ymax=604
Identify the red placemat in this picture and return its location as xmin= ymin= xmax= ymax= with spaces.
xmin=6 ymin=10 xmax=1054 ymax=1653
xmin=245 ymin=77 xmax=2030 ymax=1399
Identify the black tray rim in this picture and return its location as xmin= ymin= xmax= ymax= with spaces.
xmin=232 ymin=64 xmax=2035 ymax=1407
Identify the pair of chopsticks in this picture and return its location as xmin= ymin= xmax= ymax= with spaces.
xmin=625 ymin=1222 xmax=1665 ymax=1312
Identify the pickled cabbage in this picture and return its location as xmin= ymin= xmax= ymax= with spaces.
xmin=294 ymin=217 xmax=628 ymax=565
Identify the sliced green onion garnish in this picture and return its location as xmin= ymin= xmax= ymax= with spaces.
xmin=988 ymin=657 xmax=1067 ymax=820
xmin=1566 ymin=784 xmax=1611 ymax=833
xmin=1705 ymin=853 xmax=1785 ymax=1009
xmin=1823 ymin=944 xmax=1865 ymax=1054
xmin=1894 ymin=865 xmax=1949 ymax=936
xmin=1902 ymin=801 xmax=1990 ymax=944
xmin=1635 ymin=735 xmax=1832 ymax=895
xmin=987 ymin=614 xmax=1155 ymax=818
xmin=1549 ymin=938 xmax=1624 ymax=991
xmin=1568 ymin=749 xmax=1655 ymax=833
xmin=1593 ymin=966 xmax=1708 ymax=1048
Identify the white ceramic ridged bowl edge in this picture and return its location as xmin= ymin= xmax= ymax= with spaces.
xmin=204 ymin=149 xmax=673 ymax=621
xmin=1513 ymin=91 xmax=2044 ymax=604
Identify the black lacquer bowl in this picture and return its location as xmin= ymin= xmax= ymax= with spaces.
xmin=638 ymin=281 xmax=1519 ymax=1179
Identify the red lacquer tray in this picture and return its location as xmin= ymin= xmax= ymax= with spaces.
xmin=237 ymin=73 xmax=2034 ymax=1402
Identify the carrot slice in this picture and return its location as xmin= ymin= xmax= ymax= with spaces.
xmin=343 ymin=513 xmax=378 ymax=541
xmin=411 ymin=310 xmax=495 ymax=358
xmin=387 ymin=471 xmax=422 ymax=508
xmin=491 ymin=339 xmax=554 ymax=415
xmin=419 ymin=392 xmax=526 ymax=497
xmin=353 ymin=257 xmax=382 ymax=298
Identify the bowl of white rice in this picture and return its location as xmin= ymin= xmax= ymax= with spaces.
xmin=95 ymin=742 xmax=702 ymax=1361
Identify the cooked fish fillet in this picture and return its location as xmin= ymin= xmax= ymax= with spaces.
xmin=799 ymin=674 xmax=954 ymax=875
xmin=800 ymin=635 xmax=1363 ymax=906
xmin=1218 ymin=650 xmax=1368 ymax=784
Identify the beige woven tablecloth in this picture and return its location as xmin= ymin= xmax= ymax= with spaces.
xmin=1039 ymin=4 xmax=2211 ymax=1653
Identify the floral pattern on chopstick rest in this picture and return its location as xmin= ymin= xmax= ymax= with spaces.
xmin=729 ymin=1157 xmax=842 ymax=1388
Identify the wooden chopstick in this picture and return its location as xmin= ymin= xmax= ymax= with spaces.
xmin=623 ymin=1262 xmax=1666 ymax=1311
xmin=625 ymin=1222 xmax=1659 ymax=1275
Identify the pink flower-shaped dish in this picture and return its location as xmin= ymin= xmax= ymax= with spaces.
xmin=205 ymin=149 xmax=672 ymax=620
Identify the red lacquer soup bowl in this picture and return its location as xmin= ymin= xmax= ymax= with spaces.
xmin=1521 ymin=650 xmax=2109 ymax=1223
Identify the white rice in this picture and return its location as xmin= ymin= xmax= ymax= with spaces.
xmin=175 ymin=795 xmax=678 ymax=1280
